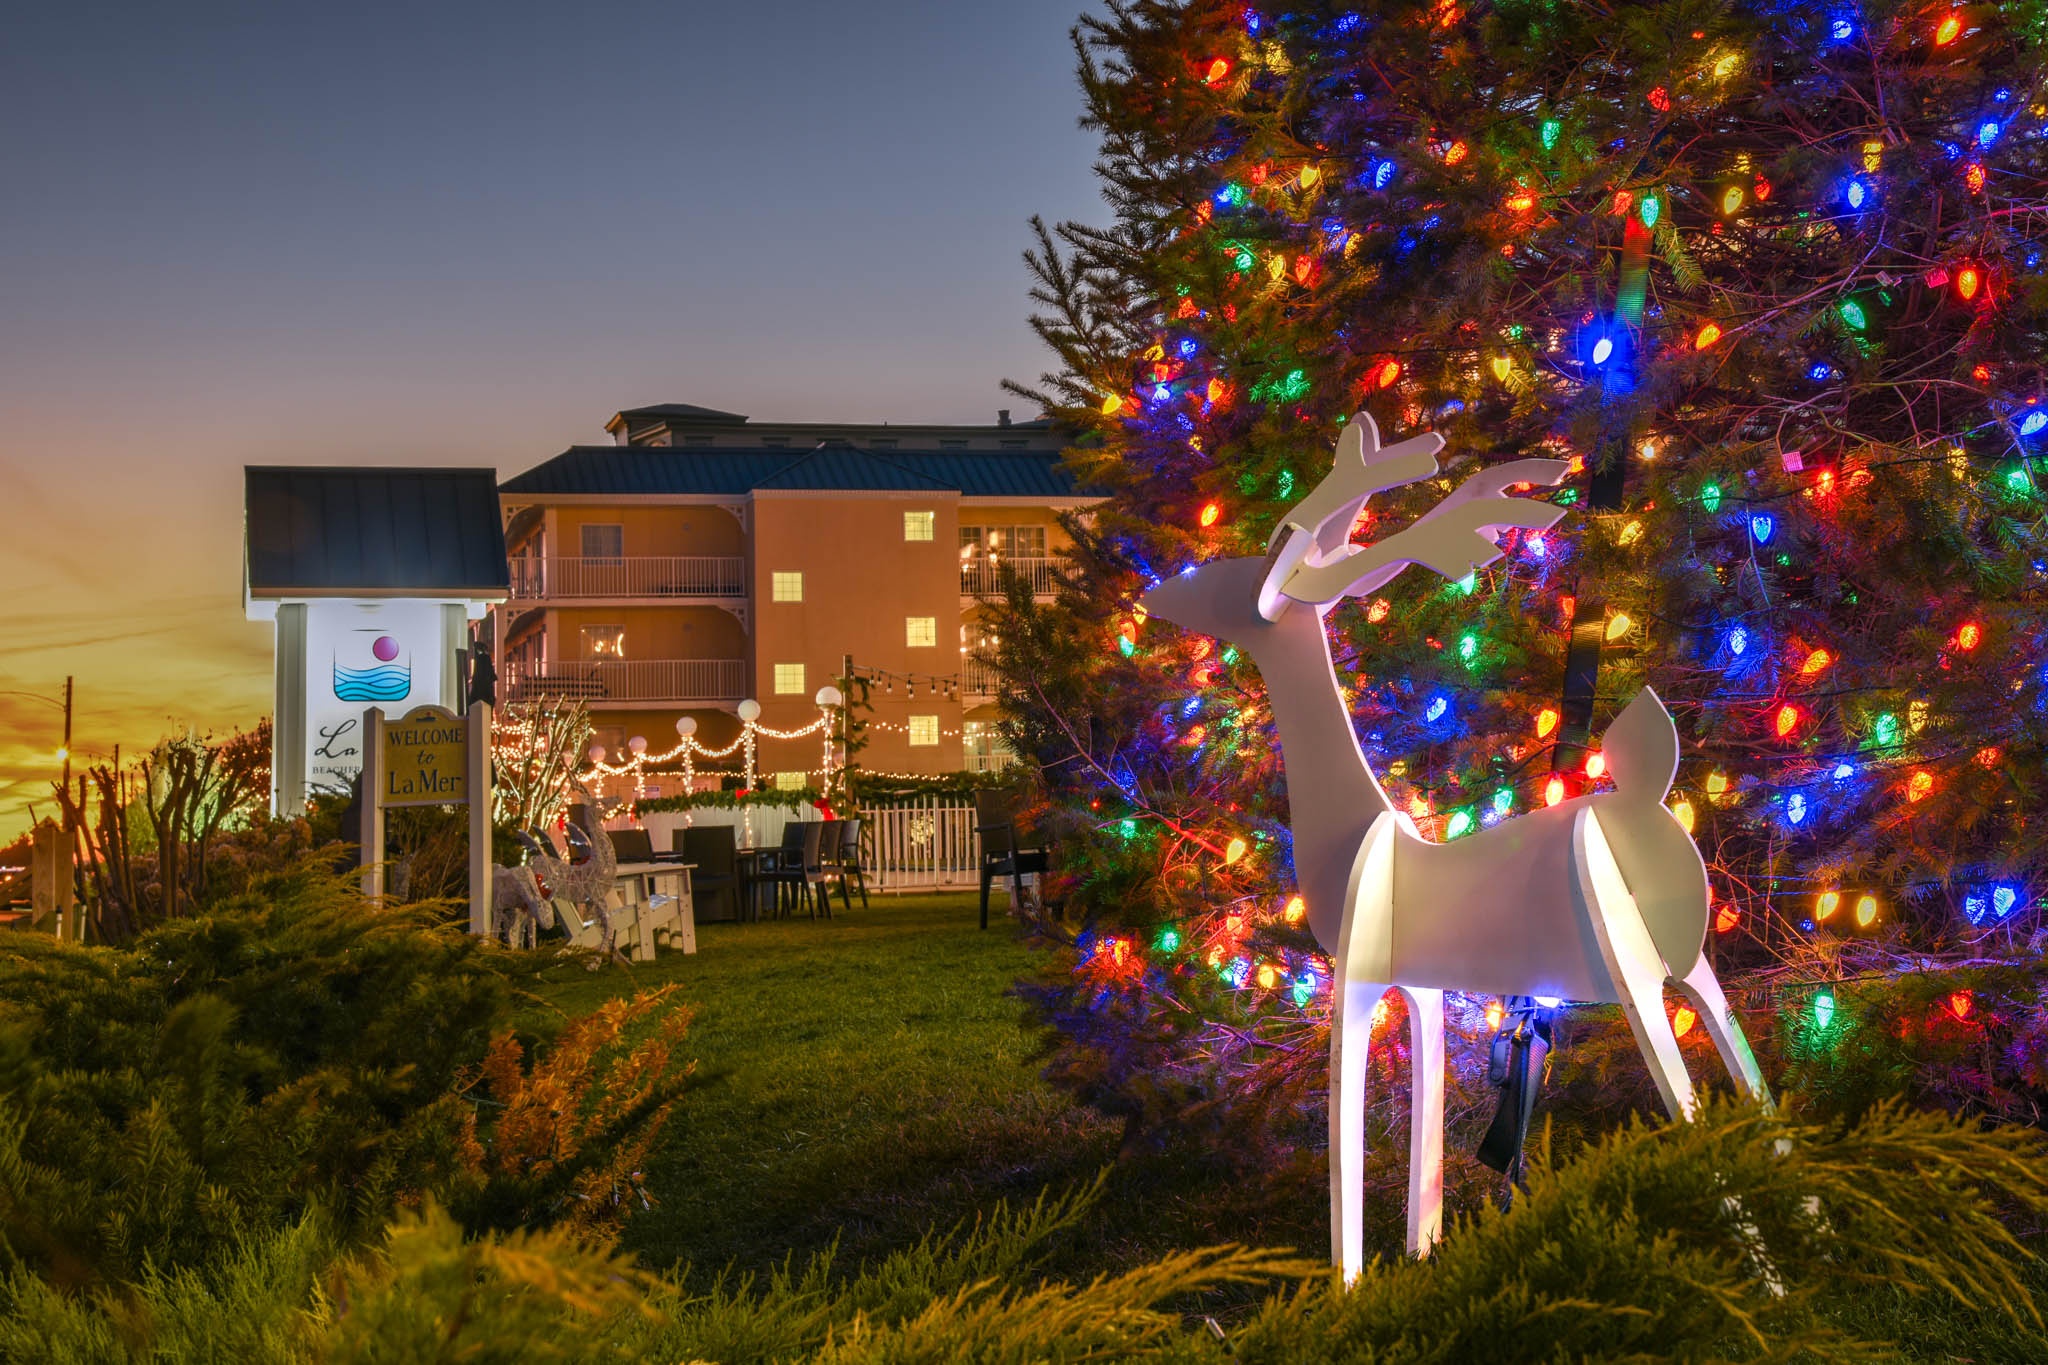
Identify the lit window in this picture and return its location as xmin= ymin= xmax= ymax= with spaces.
xmin=906 ymin=616 xmax=937 ymax=647
xmin=773 ymin=662 xmax=806 ymax=694
xmin=908 ymin=715 xmax=940 ymax=746
xmin=579 ymin=624 xmax=626 ymax=659
xmin=904 ymin=510 xmax=935 ymax=541
xmin=772 ymin=571 xmax=804 ymax=602
xmin=580 ymin=524 xmax=623 ymax=561
xmin=773 ymin=771 xmax=807 ymax=791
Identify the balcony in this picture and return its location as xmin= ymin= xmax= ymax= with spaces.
xmin=960 ymin=657 xmax=1002 ymax=700
xmin=959 ymin=555 xmax=1058 ymax=599
xmin=504 ymin=658 xmax=748 ymax=706
xmin=510 ymin=556 xmax=746 ymax=601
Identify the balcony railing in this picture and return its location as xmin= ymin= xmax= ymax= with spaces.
xmin=509 ymin=556 xmax=746 ymax=600
xmin=967 ymin=751 xmax=1019 ymax=774
xmin=504 ymin=658 xmax=748 ymax=704
xmin=959 ymin=556 xmax=1059 ymax=598
xmin=960 ymin=657 xmax=1002 ymax=698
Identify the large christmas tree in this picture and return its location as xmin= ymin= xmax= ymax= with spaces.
xmin=996 ymin=0 xmax=2048 ymax=1137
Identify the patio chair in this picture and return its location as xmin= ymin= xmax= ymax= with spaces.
xmin=761 ymin=820 xmax=832 ymax=920
xmin=610 ymin=828 xmax=655 ymax=864
xmin=677 ymin=825 xmax=740 ymax=922
xmin=829 ymin=817 xmax=868 ymax=911
xmin=974 ymin=789 xmax=1049 ymax=930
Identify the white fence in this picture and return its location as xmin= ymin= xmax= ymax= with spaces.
xmin=860 ymin=796 xmax=982 ymax=892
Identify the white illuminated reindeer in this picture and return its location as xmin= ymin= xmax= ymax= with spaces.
xmin=1140 ymin=414 xmax=1768 ymax=1279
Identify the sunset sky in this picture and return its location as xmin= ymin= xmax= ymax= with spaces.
xmin=0 ymin=1 xmax=1104 ymax=838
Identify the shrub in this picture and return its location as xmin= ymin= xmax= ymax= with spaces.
xmin=5 ymin=1101 xmax=2045 ymax=1362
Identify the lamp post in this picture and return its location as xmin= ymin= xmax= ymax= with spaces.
xmin=2 ymin=675 xmax=72 ymax=800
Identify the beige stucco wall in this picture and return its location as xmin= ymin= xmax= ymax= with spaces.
xmin=751 ymin=490 xmax=964 ymax=773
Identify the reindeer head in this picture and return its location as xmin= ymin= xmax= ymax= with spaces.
xmin=1141 ymin=413 xmax=1573 ymax=638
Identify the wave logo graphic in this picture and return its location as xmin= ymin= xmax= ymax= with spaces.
xmin=333 ymin=632 xmax=411 ymax=703
xmin=333 ymin=659 xmax=411 ymax=703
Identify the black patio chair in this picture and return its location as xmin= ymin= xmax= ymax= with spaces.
xmin=974 ymin=790 xmax=1049 ymax=930
xmin=829 ymin=817 xmax=868 ymax=911
xmin=677 ymin=825 xmax=740 ymax=922
xmin=761 ymin=820 xmax=832 ymax=920
xmin=610 ymin=828 xmax=655 ymax=864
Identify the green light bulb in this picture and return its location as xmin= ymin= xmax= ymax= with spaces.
xmin=1813 ymin=991 xmax=1835 ymax=1029
xmin=1540 ymin=119 xmax=1561 ymax=151
xmin=1458 ymin=633 xmax=1478 ymax=662
xmin=1639 ymin=193 xmax=1661 ymax=229
xmin=1839 ymin=298 xmax=1867 ymax=331
xmin=1446 ymin=809 xmax=1474 ymax=838
xmin=1700 ymin=482 xmax=1722 ymax=513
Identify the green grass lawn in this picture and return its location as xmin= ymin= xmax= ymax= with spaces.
xmin=527 ymin=892 xmax=1333 ymax=1286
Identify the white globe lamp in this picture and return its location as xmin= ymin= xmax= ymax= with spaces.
xmin=675 ymin=715 xmax=699 ymax=737
xmin=737 ymin=699 xmax=762 ymax=723
xmin=628 ymin=735 xmax=647 ymax=755
xmin=815 ymin=685 xmax=843 ymax=708
xmin=588 ymin=743 xmax=607 ymax=764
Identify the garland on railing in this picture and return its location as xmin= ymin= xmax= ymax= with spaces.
xmin=636 ymin=788 xmax=827 ymax=814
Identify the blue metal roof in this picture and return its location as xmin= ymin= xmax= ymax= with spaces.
xmin=247 ymin=466 xmax=509 ymax=597
xmin=500 ymin=443 xmax=1086 ymax=499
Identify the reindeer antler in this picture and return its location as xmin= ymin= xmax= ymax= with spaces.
xmin=1258 ymin=413 xmax=1570 ymax=617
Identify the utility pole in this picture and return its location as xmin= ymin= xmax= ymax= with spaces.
xmin=61 ymin=675 xmax=72 ymax=798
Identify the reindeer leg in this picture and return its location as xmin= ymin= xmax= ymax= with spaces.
xmin=1397 ymin=985 xmax=1445 ymax=1256
xmin=1330 ymin=814 xmax=1401 ymax=1281
xmin=1329 ymin=972 xmax=1386 ymax=1282
xmin=1674 ymin=956 xmax=1771 ymax=1109
xmin=1572 ymin=810 xmax=1697 ymax=1120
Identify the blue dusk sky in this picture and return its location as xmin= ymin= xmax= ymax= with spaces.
xmin=0 ymin=0 xmax=1106 ymax=835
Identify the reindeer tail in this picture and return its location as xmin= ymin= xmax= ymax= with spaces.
xmin=1598 ymin=689 xmax=1680 ymax=802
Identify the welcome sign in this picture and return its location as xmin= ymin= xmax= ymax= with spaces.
xmin=381 ymin=705 xmax=468 ymax=806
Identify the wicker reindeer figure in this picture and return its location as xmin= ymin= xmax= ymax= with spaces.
xmin=1140 ymin=414 xmax=1768 ymax=1278
xmin=515 ymin=781 xmax=624 ymax=966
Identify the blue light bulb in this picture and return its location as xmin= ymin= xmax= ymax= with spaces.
xmin=1424 ymin=695 xmax=1450 ymax=723
xmin=2021 ymin=410 xmax=2047 ymax=436
xmin=1787 ymin=792 xmax=1808 ymax=826
xmin=1178 ymin=337 xmax=1196 ymax=357
xmin=1832 ymin=762 xmax=1855 ymax=781
xmin=1809 ymin=362 xmax=1835 ymax=381
xmin=1979 ymin=120 xmax=2002 ymax=148
xmin=1591 ymin=337 xmax=1614 ymax=365
xmin=1830 ymin=16 xmax=1854 ymax=40
xmin=1994 ymin=885 xmax=2019 ymax=919
xmin=1845 ymin=178 xmax=1868 ymax=210
xmin=1729 ymin=626 xmax=1749 ymax=657
xmin=1372 ymin=159 xmax=1396 ymax=190
xmin=1750 ymin=513 xmax=1776 ymax=544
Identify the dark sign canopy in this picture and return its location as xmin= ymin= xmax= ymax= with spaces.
xmin=245 ymin=467 xmax=509 ymax=599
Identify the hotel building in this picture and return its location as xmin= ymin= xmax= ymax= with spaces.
xmin=493 ymin=403 xmax=1088 ymax=787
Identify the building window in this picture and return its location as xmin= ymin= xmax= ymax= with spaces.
xmin=999 ymin=438 xmax=1028 ymax=448
xmin=905 ymin=616 xmax=937 ymax=647
xmin=760 ymin=436 xmax=789 ymax=447
xmin=580 ymin=523 xmax=624 ymax=562
xmin=939 ymin=439 xmax=968 ymax=449
xmin=773 ymin=771 xmax=808 ymax=791
xmin=773 ymin=662 xmax=806 ymax=694
xmin=580 ymin=624 xmax=626 ymax=659
xmin=903 ymin=510 xmax=935 ymax=542
xmin=961 ymin=525 xmax=1048 ymax=559
xmin=907 ymin=715 xmax=940 ymax=746
xmin=772 ymin=571 xmax=804 ymax=603
xmin=870 ymin=438 xmax=898 ymax=449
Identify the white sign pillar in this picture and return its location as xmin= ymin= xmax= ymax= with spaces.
xmin=467 ymin=702 xmax=492 ymax=936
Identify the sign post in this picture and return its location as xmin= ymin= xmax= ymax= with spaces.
xmin=361 ymin=702 xmax=494 ymax=934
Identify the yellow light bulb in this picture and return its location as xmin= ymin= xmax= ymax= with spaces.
xmin=1616 ymin=520 xmax=1643 ymax=546
xmin=1605 ymin=612 xmax=1633 ymax=640
xmin=1101 ymin=394 xmax=1124 ymax=416
xmin=1854 ymin=894 xmax=1879 ymax=928
xmin=1815 ymin=891 xmax=1840 ymax=921
xmin=1299 ymin=165 xmax=1320 ymax=189
xmin=1706 ymin=770 xmax=1729 ymax=796
xmin=1671 ymin=798 xmax=1695 ymax=833
xmin=1283 ymin=894 xmax=1306 ymax=924
xmin=1224 ymin=836 xmax=1248 ymax=865
xmin=1490 ymin=356 xmax=1512 ymax=382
